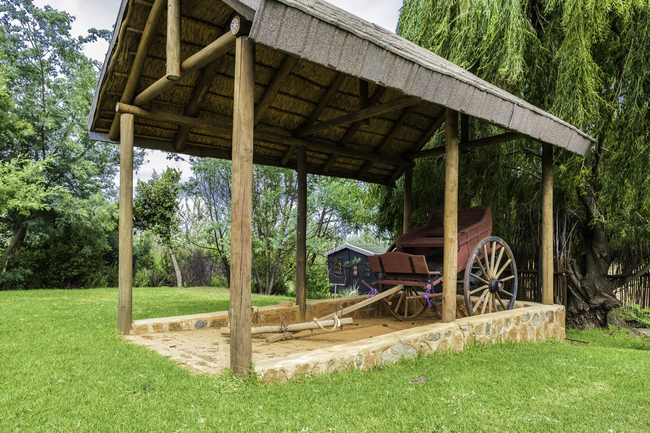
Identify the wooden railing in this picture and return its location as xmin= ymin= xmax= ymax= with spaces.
xmin=609 ymin=274 xmax=650 ymax=309
xmin=517 ymin=269 xmax=568 ymax=307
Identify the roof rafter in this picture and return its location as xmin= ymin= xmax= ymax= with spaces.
xmin=408 ymin=132 xmax=524 ymax=159
xmin=254 ymin=55 xmax=299 ymax=126
xmin=322 ymin=86 xmax=387 ymax=172
xmin=116 ymin=103 xmax=415 ymax=169
xmin=358 ymin=105 xmax=416 ymax=178
xmin=172 ymin=61 xmax=221 ymax=152
xmin=293 ymin=95 xmax=420 ymax=138
xmin=388 ymin=111 xmax=446 ymax=183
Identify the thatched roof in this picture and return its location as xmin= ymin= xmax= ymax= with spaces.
xmin=88 ymin=0 xmax=594 ymax=185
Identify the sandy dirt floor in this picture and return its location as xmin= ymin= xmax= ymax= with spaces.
xmin=126 ymin=315 xmax=442 ymax=375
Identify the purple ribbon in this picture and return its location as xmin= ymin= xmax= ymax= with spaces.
xmin=368 ymin=288 xmax=377 ymax=298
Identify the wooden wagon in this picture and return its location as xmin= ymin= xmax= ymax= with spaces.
xmin=368 ymin=206 xmax=518 ymax=320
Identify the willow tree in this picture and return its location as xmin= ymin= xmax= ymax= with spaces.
xmin=388 ymin=0 xmax=650 ymax=327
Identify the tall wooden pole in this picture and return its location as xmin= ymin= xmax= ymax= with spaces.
xmin=118 ymin=113 xmax=134 ymax=335
xmin=442 ymin=109 xmax=459 ymax=323
xmin=403 ymin=166 xmax=413 ymax=234
xmin=542 ymin=143 xmax=554 ymax=305
xmin=166 ymin=0 xmax=181 ymax=81
xmin=296 ymin=147 xmax=307 ymax=321
xmin=229 ymin=36 xmax=254 ymax=376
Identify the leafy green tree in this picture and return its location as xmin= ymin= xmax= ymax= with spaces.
xmin=392 ymin=0 xmax=650 ymax=326
xmin=0 ymin=157 xmax=54 ymax=275
xmin=183 ymin=159 xmax=371 ymax=296
xmin=183 ymin=158 xmax=232 ymax=286
xmin=134 ymin=168 xmax=183 ymax=287
xmin=0 ymin=0 xmax=141 ymax=288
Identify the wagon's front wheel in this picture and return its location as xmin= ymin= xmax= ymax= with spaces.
xmin=386 ymin=286 xmax=428 ymax=321
xmin=463 ymin=236 xmax=518 ymax=316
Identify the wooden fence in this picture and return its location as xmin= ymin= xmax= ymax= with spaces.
xmin=610 ymin=274 xmax=650 ymax=309
xmin=517 ymin=269 xmax=568 ymax=307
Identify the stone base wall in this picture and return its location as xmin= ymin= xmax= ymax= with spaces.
xmin=130 ymin=294 xmax=546 ymax=335
xmin=255 ymin=302 xmax=565 ymax=382
xmin=130 ymin=295 xmax=385 ymax=335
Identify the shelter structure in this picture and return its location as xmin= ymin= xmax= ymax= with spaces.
xmin=89 ymin=0 xmax=594 ymax=375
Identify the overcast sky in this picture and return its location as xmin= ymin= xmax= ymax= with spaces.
xmin=33 ymin=0 xmax=403 ymax=184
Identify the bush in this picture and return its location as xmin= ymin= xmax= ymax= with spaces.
xmin=618 ymin=301 xmax=650 ymax=327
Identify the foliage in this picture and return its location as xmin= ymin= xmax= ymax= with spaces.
xmin=0 ymin=156 xmax=53 ymax=217
xmin=183 ymin=159 xmax=371 ymax=296
xmin=134 ymin=168 xmax=182 ymax=246
xmin=1 ymin=287 xmax=649 ymax=431
xmin=394 ymin=0 xmax=650 ymax=325
xmin=0 ymin=0 xmax=142 ymax=289
xmin=617 ymin=301 xmax=650 ymax=328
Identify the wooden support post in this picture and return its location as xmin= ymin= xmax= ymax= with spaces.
xmin=403 ymin=166 xmax=412 ymax=234
xmin=296 ymin=147 xmax=307 ymax=322
xmin=118 ymin=114 xmax=134 ymax=335
xmin=542 ymin=143 xmax=554 ymax=305
xmin=229 ymin=36 xmax=255 ymax=376
xmin=166 ymin=0 xmax=181 ymax=80
xmin=442 ymin=109 xmax=459 ymax=323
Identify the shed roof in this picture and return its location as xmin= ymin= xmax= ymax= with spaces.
xmin=89 ymin=0 xmax=594 ymax=185
xmin=324 ymin=242 xmax=387 ymax=257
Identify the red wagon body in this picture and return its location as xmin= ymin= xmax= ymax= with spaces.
xmin=368 ymin=206 xmax=518 ymax=319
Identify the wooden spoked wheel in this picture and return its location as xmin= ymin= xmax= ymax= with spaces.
xmin=463 ymin=236 xmax=518 ymax=316
xmin=386 ymin=286 xmax=428 ymax=321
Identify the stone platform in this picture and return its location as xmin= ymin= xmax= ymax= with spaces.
xmin=125 ymin=296 xmax=565 ymax=381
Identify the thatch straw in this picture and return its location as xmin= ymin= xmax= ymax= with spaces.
xmin=91 ymin=0 xmax=447 ymax=185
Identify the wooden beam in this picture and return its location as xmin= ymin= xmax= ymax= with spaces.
xmin=115 ymin=103 xmax=415 ymax=168
xmin=132 ymin=30 xmax=236 ymax=106
xmin=220 ymin=318 xmax=353 ymax=335
xmin=403 ymin=166 xmax=412 ymax=234
xmin=407 ymin=132 xmax=524 ymax=159
xmin=118 ymin=113 xmax=134 ymax=335
xmin=442 ymin=109 xmax=459 ymax=323
xmin=254 ymin=55 xmax=298 ymax=126
xmin=173 ymin=61 xmax=220 ymax=151
xmin=296 ymin=147 xmax=307 ymax=322
xmin=294 ymin=96 xmax=419 ymax=138
xmin=357 ymin=105 xmax=415 ymax=177
xmin=388 ymin=111 xmax=446 ymax=184
xmin=359 ymin=79 xmax=369 ymax=125
xmin=166 ymin=0 xmax=181 ymax=80
xmin=279 ymin=73 xmax=345 ymax=164
xmin=127 ymin=137 xmax=393 ymax=185
xmin=116 ymin=103 xmax=231 ymax=135
xmin=280 ymin=144 xmax=299 ymax=166
xmin=322 ymin=87 xmax=387 ymax=172
xmin=229 ymin=36 xmax=254 ymax=376
xmin=303 ymin=73 xmax=345 ymax=128
xmin=542 ymin=143 xmax=554 ymax=305
xmin=108 ymin=0 xmax=166 ymax=140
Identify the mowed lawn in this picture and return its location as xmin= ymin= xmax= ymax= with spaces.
xmin=1 ymin=288 xmax=649 ymax=432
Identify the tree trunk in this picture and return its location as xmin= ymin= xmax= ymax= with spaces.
xmin=221 ymin=255 xmax=231 ymax=288
xmin=2 ymin=221 xmax=27 ymax=271
xmin=170 ymin=248 xmax=182 ymax=288
xmin=565 ymin=185 xmax=619 ymax=328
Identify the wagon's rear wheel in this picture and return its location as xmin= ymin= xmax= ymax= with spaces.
xmin=386 ymin=286 xmax=428 ymax=321
xmin=463 ymin=236 xmax=518 ymax=316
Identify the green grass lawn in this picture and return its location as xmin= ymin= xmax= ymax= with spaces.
xmin=1 ymin=287 xmax=649 ymax=432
